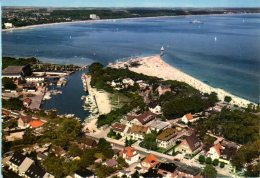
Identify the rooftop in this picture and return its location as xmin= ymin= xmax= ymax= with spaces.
xmin=142 ymin=154 xmax=159 ymax=168
xmin=177 ymin=165 xmax=201 ymax=176
xmin=112 ymin=122 xmax=126 ymax=132
xmin=25 ymin=164 xmax=46 ymax=178
xmin=146 ymin=120 xmax=170 ymax=131
xmin=75 ymin=169 xmax=94 ymax=177
xmin=157 ymin=128 xmax=177 ymax=141
xmin=9 ymin=152 xmax=26 ymax=166
xmin=158 ymin=163 xmax=178 ymax=173
xmin=29 ymin=119 xmax=44 ymax=128
xmin=130 ymin=124 xmax=149 ymax=135
xmin=185 ymin=133 xmax=201 ymax=151
xmin=2 ymin=66 xmax=25 ymax=75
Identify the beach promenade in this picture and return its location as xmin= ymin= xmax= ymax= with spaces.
xmin=110 ymin=55 xmax=254 ymax=108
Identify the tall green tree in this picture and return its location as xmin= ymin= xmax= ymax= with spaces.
xmin=202 ymin=164 xmax=217 ymax=178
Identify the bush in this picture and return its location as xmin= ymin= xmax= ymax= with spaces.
xmin=199 ymin=155 xmax=205 ymax=164
xmin=205 ymin=157 xmax=212 ymax=164
xmin=212 ymin=159 xmax=219 ymax=166
xmin=220 ymin=162 xmax=225 ymax=168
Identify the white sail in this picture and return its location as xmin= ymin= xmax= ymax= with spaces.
xmin=160 ymin=46 xmax=164 ymax=51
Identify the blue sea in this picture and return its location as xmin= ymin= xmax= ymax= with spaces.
xmin=3 ymin=14 xmax=260 ymax=105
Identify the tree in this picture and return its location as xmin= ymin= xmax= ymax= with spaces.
xmin=202 ymin=164 xmax=217 ymax=178
xmin=212 ymin=159 xmax=219 ymax=166
xmin=2 ymin=98 xmax=23 ymax=110
xmin=220 ymin=162 xmax=225 ymax=168
xmin=88 ymin=62 xmax=103 ymax=75
xmin=42 ymin=155 xmax=65 ymax=178
xmin=68 ymin=143 xmax=82 ymax=157
xmin=224 ymin=96 xmax=232 ymax=103
xmin=79 ymin=149 xmax=96 ymax=167
xmin=2 ymin=77 xmax=17 ymax=90
xmin=199 ymin=155 xmax=205 ymax=164
xmin=97 ymin=138 xmax=114 ymax=159
xmin=117 ymin=157 xmax=128 ymax=168
xmin=142 ymin=133 xmax=157 ymax=150
xmin=205 ymin=157 xmax=212 ymax=164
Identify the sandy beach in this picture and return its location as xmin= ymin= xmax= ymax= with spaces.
xmin=85 ymin=75 xmax=111 ymax=115
xmin=110 ymin=55 xmax=255 ymax=108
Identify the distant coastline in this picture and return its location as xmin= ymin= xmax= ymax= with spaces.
xmin=2 ymin=12 xmax=259 ymax=32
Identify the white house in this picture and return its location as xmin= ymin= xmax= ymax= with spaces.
xmin=207 ymin=143 xmax=222 ymax=160
xmin=145 ymin=119 xmax=170 ymax=132
xmin=122 ymin=78 xmax=135 ymax=86
xmin=90 ymin=14 xmax=100 ymax=20
xmin=148 ymin=104 xmax=161 ymax=114
xmin=181 ymin=113 xmax=195 ymax=124
xmin=120 ymin=146 xmax=140 ymax=165
xmin=129 ymin=124 xmax=151 ymax=140
xmin=156 ymin=128 xmax=177 ymax=149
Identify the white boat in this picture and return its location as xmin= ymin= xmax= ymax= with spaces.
xmin=214 ymin=36 xmax=217 ymax=41
xmin=190 ymin=19 xmax=203 ymax=24
xmin=160 ymin=46 xmax=164 ymax=51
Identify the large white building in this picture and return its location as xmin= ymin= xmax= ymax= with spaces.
xmin=4 ymin=22 xmax=13 ymax=28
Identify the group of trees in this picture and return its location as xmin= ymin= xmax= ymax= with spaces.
xmin=2 ymin=98 xmax=23 ymax=110
xmin=2 ymin=56 xmax=38 ymax=69
xmin=2 ymin=77 xmax=17 ymax=90
xmin=141 ymin=132 xmax=158 ymax=151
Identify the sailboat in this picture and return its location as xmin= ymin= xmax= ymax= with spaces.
xmin=214 ymin=36 xmax=217 ymax=42
xmin=160 ymin=46 xmax=164 ymax=51
xmin=69 ymin=36 xmax=72 ymax=39
xmin=160 ymin=46 xmax=165 ymax=56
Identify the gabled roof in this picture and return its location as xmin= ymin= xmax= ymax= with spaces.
xmin=184 ymin=133 xmax=201 ymax=151
xmin=2 ymin=66 xmax=25 ymax=75
xmin=136 ymin=111 xmax=156 ymax=124
xmin=25 ymin=164 xmax=46 ymax=178
xmin=29 ymin=120 xmax=44 ymax=128
xmin=112 ymin=122 xmax=126 ymax=132
xmin=177 ymin=165 xmax=201 ymax=176
xmin=9 ymin=152 xmax=26 ymax=166
xmin=120 ymin=146 xmax=135 ymax=158
xmin=158 ymin=163 xmax=178 ymax=173
xmin=142 ymin=154 xmax=159 ymax=168
xmin=185 ymin=113 xmax=193 ymax=120
xmin=20 ymin=115 xmax=32 ymax=123
xmin=214 ymin=143 xmax=222 ymax=156
xmin=156 ymin=128 xmax=177 ymax=141
xmin=105 ymin=159 xmax=118 ymax=167
xmin=75 ymin=169 xmax=94 ymax=177
xmin=130 ymin=125 xmax=149 ymax=135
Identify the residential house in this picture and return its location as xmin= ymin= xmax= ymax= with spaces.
xmin=207 ymin=143 xmax=222 ymax=160
xmin=119 ymin=146 xmax=140 ymax=165
xmin=181 ymin=113 xmax=194 ymax=124
xmin=127 ymin=111 xmax=156 ymax=127
xmin=18 ymin=115 xmax=32 ymax=128
xmin=104 ymin=158 xmax=118 ymax=167
xmin=219 ymin=140 xmax=239 ymax=164
xmin=157 ymin=85 xmax=171 ymax=96
xmin=140 ymin=154 xmax=159 ymax=170
xmin=23 ymin=98 xmax=32 ymax=108
xmin=122 ymin=78 xmax=135 ymax=86
xmin=156 ymin=128 xmax=177 ymax=149
xmin=157 ymin=163 xmax=178 ymax=178
xmin=175 ymin=166 xmax=202 ymax=178
xmin=74 ymin=168 xmax=95 ymax=178
xmin=25 ymin=164 xmax=54 ymax=178
xmin=176 ymin=133 xmax=202 ymax=154
xmin=112 ymin=122 xmax=128 ymax=136
xmin=145 ymin=119 xmax=170 ymax=132
xmin=18 ymin=157 xmax=34 ymax=177
xmin=148 ymin=102 xmax=162 ymax=114
xmin=129 ymin=124 xmax=151 ymax=140
xmin=7 ymin=152 xmax=26 ymax=173
xmin=29 ymin=119 xmax=44 ymax=129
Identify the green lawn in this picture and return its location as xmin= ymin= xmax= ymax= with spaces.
xmin=110 ymin=92 xmax=132 ymax=109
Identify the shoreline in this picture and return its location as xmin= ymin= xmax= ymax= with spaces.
xmin=2 ymin=13 xmax=259 ymax=32
xmin=109 ymin=55 xmax=256 ymax=108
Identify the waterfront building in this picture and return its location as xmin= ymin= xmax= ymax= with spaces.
xmin=2 ymin=65 xmax=32 ymax=79
xmin=4 ymin=22 xmax=13 ymax=28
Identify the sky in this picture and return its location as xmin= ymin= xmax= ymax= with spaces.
xmin=1 ymin=0 xmax=260 ymax=8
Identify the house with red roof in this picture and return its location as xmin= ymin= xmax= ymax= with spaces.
xmin=140 ymin=154 xmax=159 ymax=170
xmin=207 ymin=143 xmax=223 ymax=160
xmin=111 ymin=122 xmax=128 ymax=136
xmin=181 ymin=113 xmax=194 ymax=124
xmin=29 ymin=119 xmax=44 ymax=128
xmin=119 ymin=146 xmax=140 ymax=165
